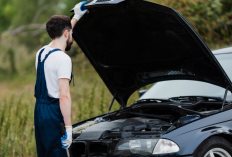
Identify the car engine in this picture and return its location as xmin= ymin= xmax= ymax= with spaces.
xmin=73 ymin=117 xmax=173 ymax=140
xmin=71 ymin=116 xmax=175 ymax=157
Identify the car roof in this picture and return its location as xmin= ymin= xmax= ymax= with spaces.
xmin=212 ymin=47 xmax=232 ymax=55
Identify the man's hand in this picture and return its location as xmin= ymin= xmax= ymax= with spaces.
xmin=72 ymin=1 xmax=88 ymax=21
xmin=61 ymin=126 xmax=72 ymax=149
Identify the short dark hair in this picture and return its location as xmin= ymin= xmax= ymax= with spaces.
xmin=46 ymin=15 xmax=72 ymax=39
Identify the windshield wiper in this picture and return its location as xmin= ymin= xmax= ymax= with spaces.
xmin=169 ymin=89 xmax=232 ymax=113
xmin=176 ymin=105 xmax=206 ymax=117
xmin=133 ymin=98 xmax=205 ymax=117
xmin=135 ymin=98 xmax=171 ymax=104
xmin=169 ymin=96 xmax=224 ymax=103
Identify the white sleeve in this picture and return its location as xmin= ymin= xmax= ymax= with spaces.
xmin=57 ymin=57 xmax=72 ymax=80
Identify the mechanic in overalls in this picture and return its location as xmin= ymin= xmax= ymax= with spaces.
xmin=34 ymin=2 xmax=87 ymax=157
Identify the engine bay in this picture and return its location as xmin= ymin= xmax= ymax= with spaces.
xmin=70 ymin=100 xmax=232 ymax=156
xmin=72 ymin=100 xmax=229 ymax=140
xmin=74 ymin=117 xmax=172 ymax=140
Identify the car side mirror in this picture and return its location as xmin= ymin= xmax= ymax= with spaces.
xmin=138 ymin=90 xmax=147 ymax=97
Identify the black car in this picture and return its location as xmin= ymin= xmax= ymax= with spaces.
xmin=70 ymin=0 xmax=232 ymax=156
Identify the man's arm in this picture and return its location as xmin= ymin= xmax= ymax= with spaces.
xmin=71 ymin=18 xmax=78 ymax=29
xmin=71 ymin=1 xmax=88 ymax=29
xmin=59 ymin=78 xmax=72 ymax=126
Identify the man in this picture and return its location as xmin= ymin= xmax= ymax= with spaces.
xmin=34 ymin=2 xmax=87 ymax=156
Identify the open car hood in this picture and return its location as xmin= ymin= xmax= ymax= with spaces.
xmin=72 ymin=0 xmax=232 ymax=107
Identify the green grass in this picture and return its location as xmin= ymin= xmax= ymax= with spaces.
xmin=0 ymin=52 xmax=140 ymax=157
xmin=0 ymin=93 xmax=36 ymax=156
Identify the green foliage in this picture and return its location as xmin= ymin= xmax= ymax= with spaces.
xmin=151 ymin=0 xmax=232 ymax=47
xmin=0 ymin=0 xmax=12 ymax=32
xmin=88 ymin=81 xmax=97 ymax=117
xmin=221 ymin=0 xmax=232 ymax=13
xmin=99 ymin=87 xmax=105 ymax=115
xmin=0 ymin=0 xmax=83 ymax=75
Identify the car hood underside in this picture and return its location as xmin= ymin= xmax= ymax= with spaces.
xmin=72 ymin=0 xmax=232 ymax=106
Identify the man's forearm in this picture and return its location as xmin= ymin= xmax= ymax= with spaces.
xmin=71 ymin=1 xmax=88 ymax=31
xmin=71 ymin=18 xmax=78 ymax=29
xmin=60 ymin=95 xmax=72 ymax=126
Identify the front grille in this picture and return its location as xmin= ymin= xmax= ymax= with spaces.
xmin=70 ymin=141 xmax=110 ymax=157
xmin=90 ymin=142 xmax=108 ymax=156
xmin=70 ymin=142 xmax=86 ymax=157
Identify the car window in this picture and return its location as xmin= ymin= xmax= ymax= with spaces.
xmin=140 ymin=52 xmax=232 ymax=100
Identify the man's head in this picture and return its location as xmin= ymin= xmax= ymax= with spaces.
xmin=46 ymin=15 xmax=73 ymax=51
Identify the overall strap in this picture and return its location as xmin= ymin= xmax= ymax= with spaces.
xmin=42 ymin=49 xmax=61 ymax=62
xmin=38 ymin=48 xmax=45 ymax=62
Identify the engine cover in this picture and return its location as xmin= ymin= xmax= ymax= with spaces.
xmin=77 ymin=117 xmax=168 ymax=140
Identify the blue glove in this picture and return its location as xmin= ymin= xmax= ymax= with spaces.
xmin=61 ymin=126 xmax=72 ymax=149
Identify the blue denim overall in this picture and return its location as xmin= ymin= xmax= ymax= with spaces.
xmin=34 ymin=48 xmax=67 ymax=157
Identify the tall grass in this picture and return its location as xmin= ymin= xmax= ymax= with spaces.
xmin=0 ymin=93 xmax=36 ymax=157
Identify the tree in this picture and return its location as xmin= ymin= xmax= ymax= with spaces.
xmin=0 ymin=0 xmax=81 ymax=74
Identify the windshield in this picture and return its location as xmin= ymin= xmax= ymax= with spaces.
xmin=140 ymin=52 xmax=232 ymax=100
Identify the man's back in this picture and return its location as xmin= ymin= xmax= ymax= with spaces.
xmin=35 ymin=45 xmax=72 ymax=98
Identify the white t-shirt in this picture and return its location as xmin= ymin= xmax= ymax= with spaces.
xmin=35 ymin=45 xmax=72 ymax=98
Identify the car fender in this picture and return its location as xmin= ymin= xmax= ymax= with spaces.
xmin=173 ymin=124 xmax=232 ymax=155
xmin=161 ymin=109 xmax=232 ymax=155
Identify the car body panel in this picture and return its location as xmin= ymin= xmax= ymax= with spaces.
xmin=72 ymin=0 xmax=232 ymax=106
xmin=162 ymin=109 xmax=232 ymax=155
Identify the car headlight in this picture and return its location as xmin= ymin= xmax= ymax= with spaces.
xmin=113 ymin=139 xmax=158 ymax=156
xmin=113 ymin=139 xmax=179 ymax=156
xmin=153 ymin=139 xmax=180 ymax=154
